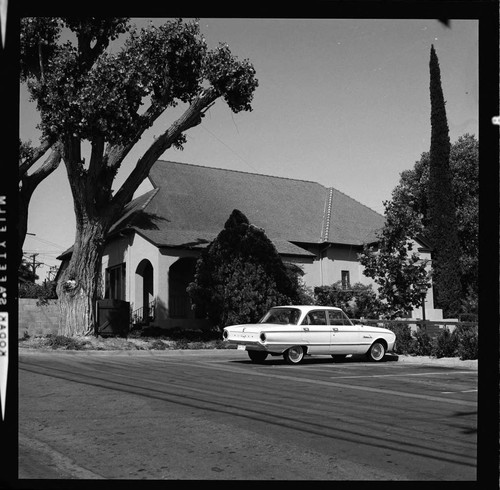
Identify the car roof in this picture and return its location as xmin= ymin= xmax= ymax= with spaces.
xmin=273 ymin=305 xmax=342 ymax=312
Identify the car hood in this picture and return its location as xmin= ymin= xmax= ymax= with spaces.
xmin=360 ymin=325 xmax=395 ymax=336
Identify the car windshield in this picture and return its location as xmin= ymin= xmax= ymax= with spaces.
xmin=259 ymin=308 xmax=302 ymax=325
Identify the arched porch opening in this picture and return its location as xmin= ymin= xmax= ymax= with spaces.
xmin=168 ymin=257 xmax=198 ymax=320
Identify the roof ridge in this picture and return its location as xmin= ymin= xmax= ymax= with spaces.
xmin=320 ymin=187 xmax=334 ymax=242
xmin=112 ymin=187 xmax=159 ymax=231
xmin=139 ymin=187 xmax=159 ymax=210
xmin=154 ymin=159 xmax=324 ymax=187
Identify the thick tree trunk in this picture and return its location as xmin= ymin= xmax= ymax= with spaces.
xmin=56 ymin=219 xmax=107 ymax=336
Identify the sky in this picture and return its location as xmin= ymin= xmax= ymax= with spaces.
xmin=19 ymin=17 xmax=479 ymax=283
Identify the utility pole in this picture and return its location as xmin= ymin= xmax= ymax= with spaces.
xmin=23 ymin=253 xmax=44 ymax=282
xmin=47 ymin=265 xmax=59 ymax=282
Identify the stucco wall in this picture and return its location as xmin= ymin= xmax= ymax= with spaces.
xmin=299 ymin=244 xmax=373 ymax=290
xmin=19 ymin=298 xmax=59 ymax=338
xmin=99 ymin=231 xmax=442 ymax=328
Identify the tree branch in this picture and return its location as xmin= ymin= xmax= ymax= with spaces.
xmin=19 ymin=137 xmax=56 ymax=178
xmin=20 ymin=141 xmax=63 ymax=195
xmin=103 ymin=101 xmax=167 ymax=172
xmin=111 ymin=87 xmax=218 ymax=212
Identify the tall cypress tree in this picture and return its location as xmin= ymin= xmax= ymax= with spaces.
xmin=427 ymin=45 xmax=462 ymax=317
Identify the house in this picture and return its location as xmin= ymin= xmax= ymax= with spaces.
xmin=57 ymin=160 xmax=441 ymax=329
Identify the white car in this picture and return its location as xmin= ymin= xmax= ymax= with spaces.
xmin=222 ymin=305 xmax=396 ymax=364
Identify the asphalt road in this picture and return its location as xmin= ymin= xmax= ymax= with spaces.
xmin=18 ymin=349 xmax=477 ymax=481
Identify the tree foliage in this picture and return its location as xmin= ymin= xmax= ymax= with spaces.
xmin=21 ymin=18 xmax=258 ymax=335
xmin=359 ymin=133 xmax=478 ymax=318
xmin=390 ymin=134 xmax=478 ymax=312
xmin=427 ymin=45 xmax=462 ymax=316
xmin=187 ymin=209 xmax=300 ymax=329
xmin=359 ymin=217 xmax=430 ymax=319
xmin=359 ymin=48 xmax=477 ymax=319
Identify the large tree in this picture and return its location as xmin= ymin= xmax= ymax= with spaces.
xmin=359 ymin=133 xmax=478 ymax=318
xmin=427 ymin=45 xmax=462 ymax=316
xmin=389 ymin=134 xmax=478 ymax=312
xmin=22 ymin=18 xmax=258 ymax=336
xmin=187 ymin=209 xmax=298 ymax=329
xmin=358 ymin=196 xmax=431 ymax=318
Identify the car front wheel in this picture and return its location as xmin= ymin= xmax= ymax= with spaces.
xmin=284 ymin=346 xmax=305 ymax=364
xmin=247 ymin=350 xmax=268 ymax=363
xmin=367 ymin=341 xmax=386 ymax=362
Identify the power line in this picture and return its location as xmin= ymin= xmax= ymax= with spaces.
xmin=22 ymin=253 xmax=44 ymax=279
xmin=24 ymin=234 xmax=66 ymax=250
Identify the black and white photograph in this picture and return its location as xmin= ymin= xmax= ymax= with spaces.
xmin=2 ymin=0 xmax=498 ymax=485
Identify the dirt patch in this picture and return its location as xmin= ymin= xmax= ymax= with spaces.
xmin=18 ymin=334 xmax=226 ymax=351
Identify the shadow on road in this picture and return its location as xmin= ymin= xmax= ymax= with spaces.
xmin=230 ymin=352 xmax=400 ymax=366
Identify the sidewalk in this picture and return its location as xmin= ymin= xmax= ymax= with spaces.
xmin=390 ymin=354 xmax=477 ymax=370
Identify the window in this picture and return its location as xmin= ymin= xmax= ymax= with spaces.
xmin=106 ymin=263 xmax=126 ymax=300
xmin=301 ymin=310 xmax=327 ymax=325
xmin=341 ymin=270 xmax=350 ymax=290
xmin=327 ymin=310 xmax=352 ymax=326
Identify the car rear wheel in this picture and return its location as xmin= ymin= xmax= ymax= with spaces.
xmin=367 ymin=341 xmax=386 ymax=362
xmin=284 ymin=346 xmax=305 ymax=364
xmin=247 ymin=350 xmax=268 ymax=363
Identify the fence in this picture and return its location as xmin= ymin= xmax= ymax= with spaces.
xmin=19 ymin=298 xmax=59 ymax=338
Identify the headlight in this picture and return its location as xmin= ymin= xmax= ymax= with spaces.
xmin=260 ymin=332 xmax=266 ymax=342
xmin=223 ymin=330 xmax=228 ymax=339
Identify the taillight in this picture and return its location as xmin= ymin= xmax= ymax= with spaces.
xmin=223 ymin=330 xmax=228 ymax=339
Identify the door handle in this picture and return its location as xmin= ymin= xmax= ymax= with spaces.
xmin=332 ymin=327 xmax=339 ymax=332
xmin=303 ymin=327 xmax=309 ymax=331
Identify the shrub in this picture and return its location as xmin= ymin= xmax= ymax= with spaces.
xmin=385 ymin=322 xmax=414 ymax=354
xmin=172 ymin=339 xmax=190 ymax=350
xmin=149 ymin=339 xmax=168 ymax=350
xmin=432 ymin=327 xmax=458 ymax=358
xmin=19 ymin=280 xmax=57 ymax=305
xmin=453 ymin=325 xmax=478 ymax=360
xmin=44 ymin=334 xmax=90 ymax=350
xmin=412 ymin=329 xmax=433 ymax=356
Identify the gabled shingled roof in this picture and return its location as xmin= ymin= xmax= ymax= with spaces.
xmin=108 ymin=160 xmax=384 ymax=254
xmin=58 ymin=160 xmax=385 ymax=260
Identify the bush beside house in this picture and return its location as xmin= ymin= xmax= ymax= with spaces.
xmin=386 ymin=323 xmax=477 ymax=360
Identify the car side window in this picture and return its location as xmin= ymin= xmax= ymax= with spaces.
xmin=302 ymin=310 xmax=327 ymax=325
xmin=328 ymin=310 xmax=344 ymax=325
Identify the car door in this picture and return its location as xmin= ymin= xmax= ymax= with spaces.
xmin=300 ymin=309 xmax=330 ymax=354
xmin=327 ymin=310 xmax=362 ymax=354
